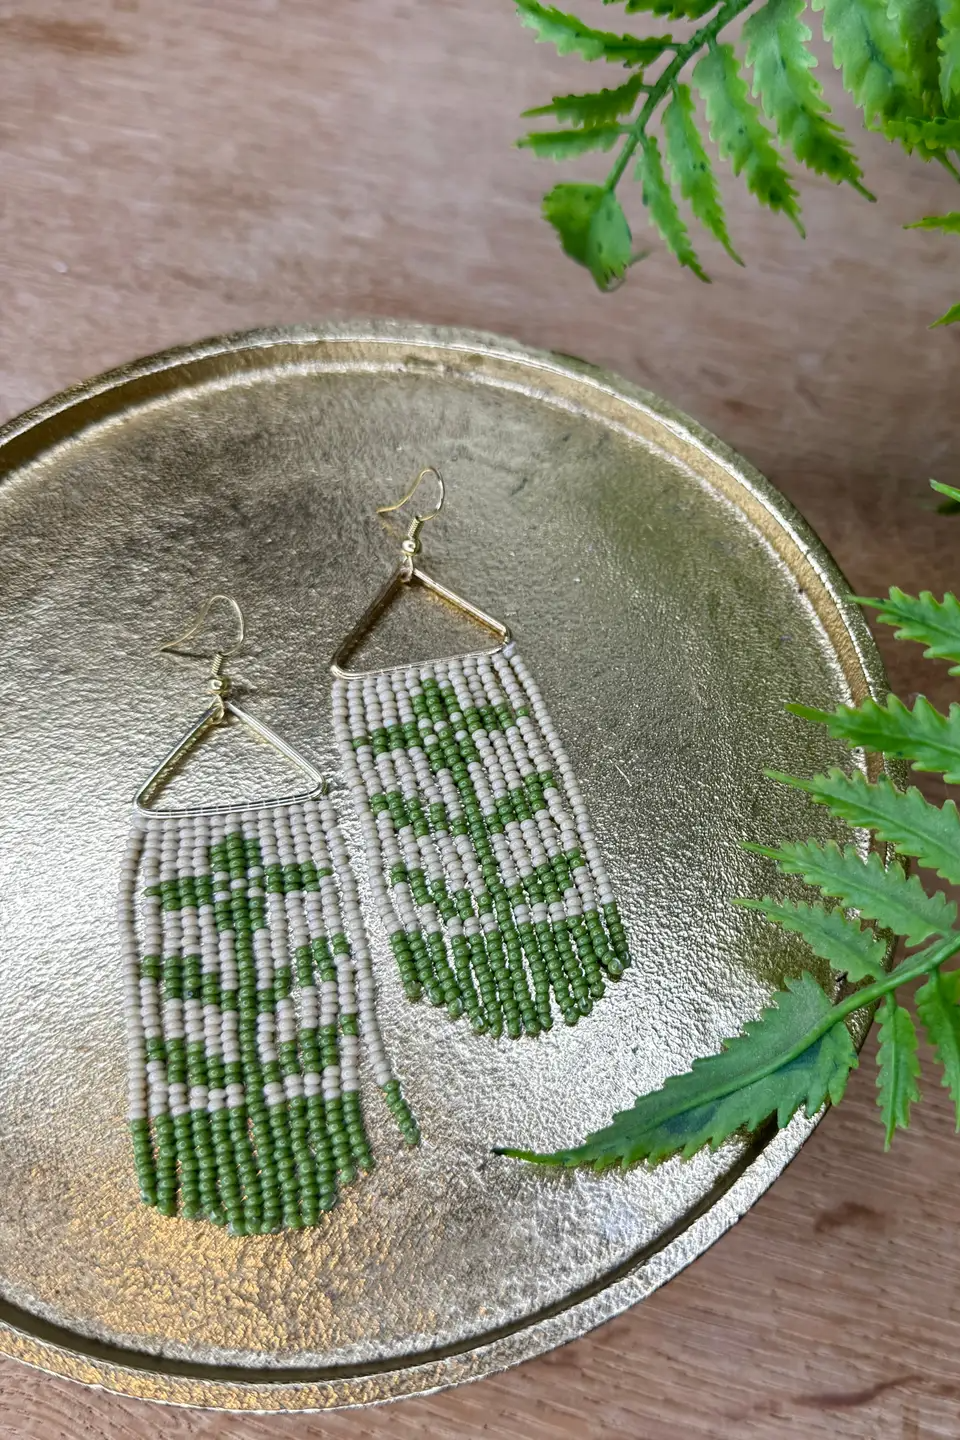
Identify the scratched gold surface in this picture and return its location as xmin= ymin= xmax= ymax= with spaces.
xmin=0 ymin=323 xmax=886 ymax=1410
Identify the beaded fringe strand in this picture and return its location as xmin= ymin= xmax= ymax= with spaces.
xmin=119 ymin=796 xmax=418 ymax=1232
xmin=333 ymin=646 xmax=629 ymax=1038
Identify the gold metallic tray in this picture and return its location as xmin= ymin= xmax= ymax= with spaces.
xmin=0 ymin=322 xmax=883 ymax=1411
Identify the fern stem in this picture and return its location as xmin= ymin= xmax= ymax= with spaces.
xmin=604 ymin=0 xmax=755 ymax=194
xmin=831 ymin=933 xmax=960 ymax=1022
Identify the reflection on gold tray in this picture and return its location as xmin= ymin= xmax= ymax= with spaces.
xmin=0 ymin=322 xmax=884 ymax=1410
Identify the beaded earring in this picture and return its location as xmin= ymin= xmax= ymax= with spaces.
xmin=330 ymin=470 xmax=630 ymax=1040
xmin=120 ymin=596 xmax=418 ymax=1234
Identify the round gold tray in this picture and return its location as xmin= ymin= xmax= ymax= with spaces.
xmin=0 ymin=322 xmax=882 ymax=1410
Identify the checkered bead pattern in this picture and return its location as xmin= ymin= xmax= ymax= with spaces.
xmin=119 ymin=797 xmax=418 ymax=1232
xmin=333 ymin=646 xmax=629 ymax=1038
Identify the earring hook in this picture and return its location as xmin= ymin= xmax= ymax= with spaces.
xmin=159 ymin=594 xmax=246 ymax=712
xmin=377 ymin=466 xmax=445 ymax=524
xmin=376 ymin=467 xmax=445 ymax=578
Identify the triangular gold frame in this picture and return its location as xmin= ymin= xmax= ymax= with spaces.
xmin=133 ymin=699 xmax=325 ymax=818
xmin=330 ymin=564 xmax=511 ymax=680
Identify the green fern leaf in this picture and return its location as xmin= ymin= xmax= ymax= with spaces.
xmin=932 ymin=302 xmax=960 ymax=326
xmin=518 ymin=125 xmax=626 ymax=158
xmin=857 ymin=588 xmax=960 ymax=673
xmin=876 ymin=996 xmax=921 ymax=1147
xmin=515 ymin=0 xmax=673 ymax=64
xmin=743 ymin=0 xmax=872 ymax=196
xmin=636 ymin=134 xmax=710 ymax=280
xmin=735 ymin=897 xmax=888 ymax=979
xmin=931 ymin=480 xmax=960 ymax=505
xmin=789 ymin=695 xmax=960 ymax=784
xmin=894 ymin=0 xmax=948 ymax=113
xmin=768 ymin=769 xmax=960 ymax=886
xmin=663 ymin=84 xmax=742 ymax=262
xmin=497 ymin=973 xmax=857 ymax=1167
xmin=915 ymin=967 xmax=960 ymax=1127
xmin=931 ymin=480 xmax=960 ymax=515
xmin=694 ymin=42 xmax=804 ymax=232
xmin=939 ymin=0 xmax=960 ymax=102
xmin=885 ymin=116 xmax=960 ymax=146
xmin=622 ymin=0 xmax=718 ymax=15
xmin=813 ymin=0 xmax=920 ymax=126
xmin=523 ymin=74 xmax=646 ymax=127
xmin=747 ymin=839 xmax=957 ymax=945
xmin=542 ymin=183 xmax=634 ymax=288
xmin=907 ymin=211 xmax=960 ymax=231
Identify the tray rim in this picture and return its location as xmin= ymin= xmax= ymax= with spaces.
xmin=0 ymin=320 xmax=887 ymax=1411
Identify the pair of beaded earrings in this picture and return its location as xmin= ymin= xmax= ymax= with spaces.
xmin=121 ymin=468 xmax=629 ymax=1233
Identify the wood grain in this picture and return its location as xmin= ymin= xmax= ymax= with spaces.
xmin=2 ymin=1 xmax=960 ymax=1435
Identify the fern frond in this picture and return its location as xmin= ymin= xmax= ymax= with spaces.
xmin=636 ymin=133 xmax=710 ymax=278
xmin=876 ymin=996 xmax=921 ymax=1147
xmin=523 ymin=75 xmax=647 ymax=127
xmin=663 ymin=83 xmax=742 ymax=261
xmin=747 ymin=839 xmax=957 ymax=945
xmin=743 ymin=0 xmax=872 ymax=196
xmin=857 ymin=588 xmax=960 ymax=673
xmin=789 ymin=695 xmax=960 ymax=784
xmin=939 ymin=0 xmax=960 ymax=103
xmin=735 ymin=896 xmax=888 ymax=979
xmin=813 ymin=0 xmax=920 ymax=126
xmin=498 ymin=974 xmax=858 ymax=1167
xmin=916 ymin=967 xmax=960 ymax=1127
xmin=767 ymin=770 xmax=960 ymax=886
xmin=694 ymin=41 xmax=804 ymax=232
xmin=518 ymin=125 xmax=626 ymax=157
xmin=515 ymin=0 xmax=674 ymax=64
xmin=542 ymin=183 xmax=634 ymax=288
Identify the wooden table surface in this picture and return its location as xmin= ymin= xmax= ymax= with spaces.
xmin=3 ymin=2 xmax=960 ymax=1436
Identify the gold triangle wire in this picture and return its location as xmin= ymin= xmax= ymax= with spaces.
xmin=133 ymin=698 xmax=325 ymax=818
xmin=329 ymin=564 xmax=512 ymax=680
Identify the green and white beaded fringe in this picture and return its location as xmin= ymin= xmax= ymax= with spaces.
xmin=333 ymin=646 xmax=629 ymax=1038
xmin=118 ymin=797 xmax=418 ymax=1233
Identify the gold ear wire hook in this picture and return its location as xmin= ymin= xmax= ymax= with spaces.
xmin=159 ymin=594 xmax=246 ymax=715
xmin=376 ymin=467 xmax=445 ymax=578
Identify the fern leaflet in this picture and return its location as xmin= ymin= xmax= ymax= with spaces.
xmin=694 ymin=41 xmax=804 ymax=231
xmin=885 ymin=116 xmax=960 ymax=145
xmin=541 ymin=183 xmax=634 ymax=287
xmin=663 ymin=83 xmax=742 ymax=261
xmin=916 ymin=967 xmax=960 ymax=1126
xmin=939 ymin=0 xmax=960 ymax=101
xmin=767 ymin=769 xmax=960 ymax=885
xmin=743 ymin=0 xmax=872 ymax=195
xmin=813 ymin=0 xmax=920 ymax=126
xmin=523 ymin=75 xmax=648 ymax=127
xmin=518 ymin=126 xmax=626 ymax=158
xmin=498 ymin=974 xmax=858 ymax=1167
xmin=876 ymin=996 xmax=921 ymax=1147
xmin=747 ymin=839 xmax=957 ymax=945
xmin=789 ymin=695 xmax=960 ymax=784
xmin=907 ymin=212 xmax=960 ymax=230
xmin=515 ymin=0 xmax=674 ymax=64
xmin=857 ymin=588 xmax=960 ymax=673
xmin=735 ymin=896 xmax=888 ymax=979
xmin=636 ymin=133 xmax=709 ymax=278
